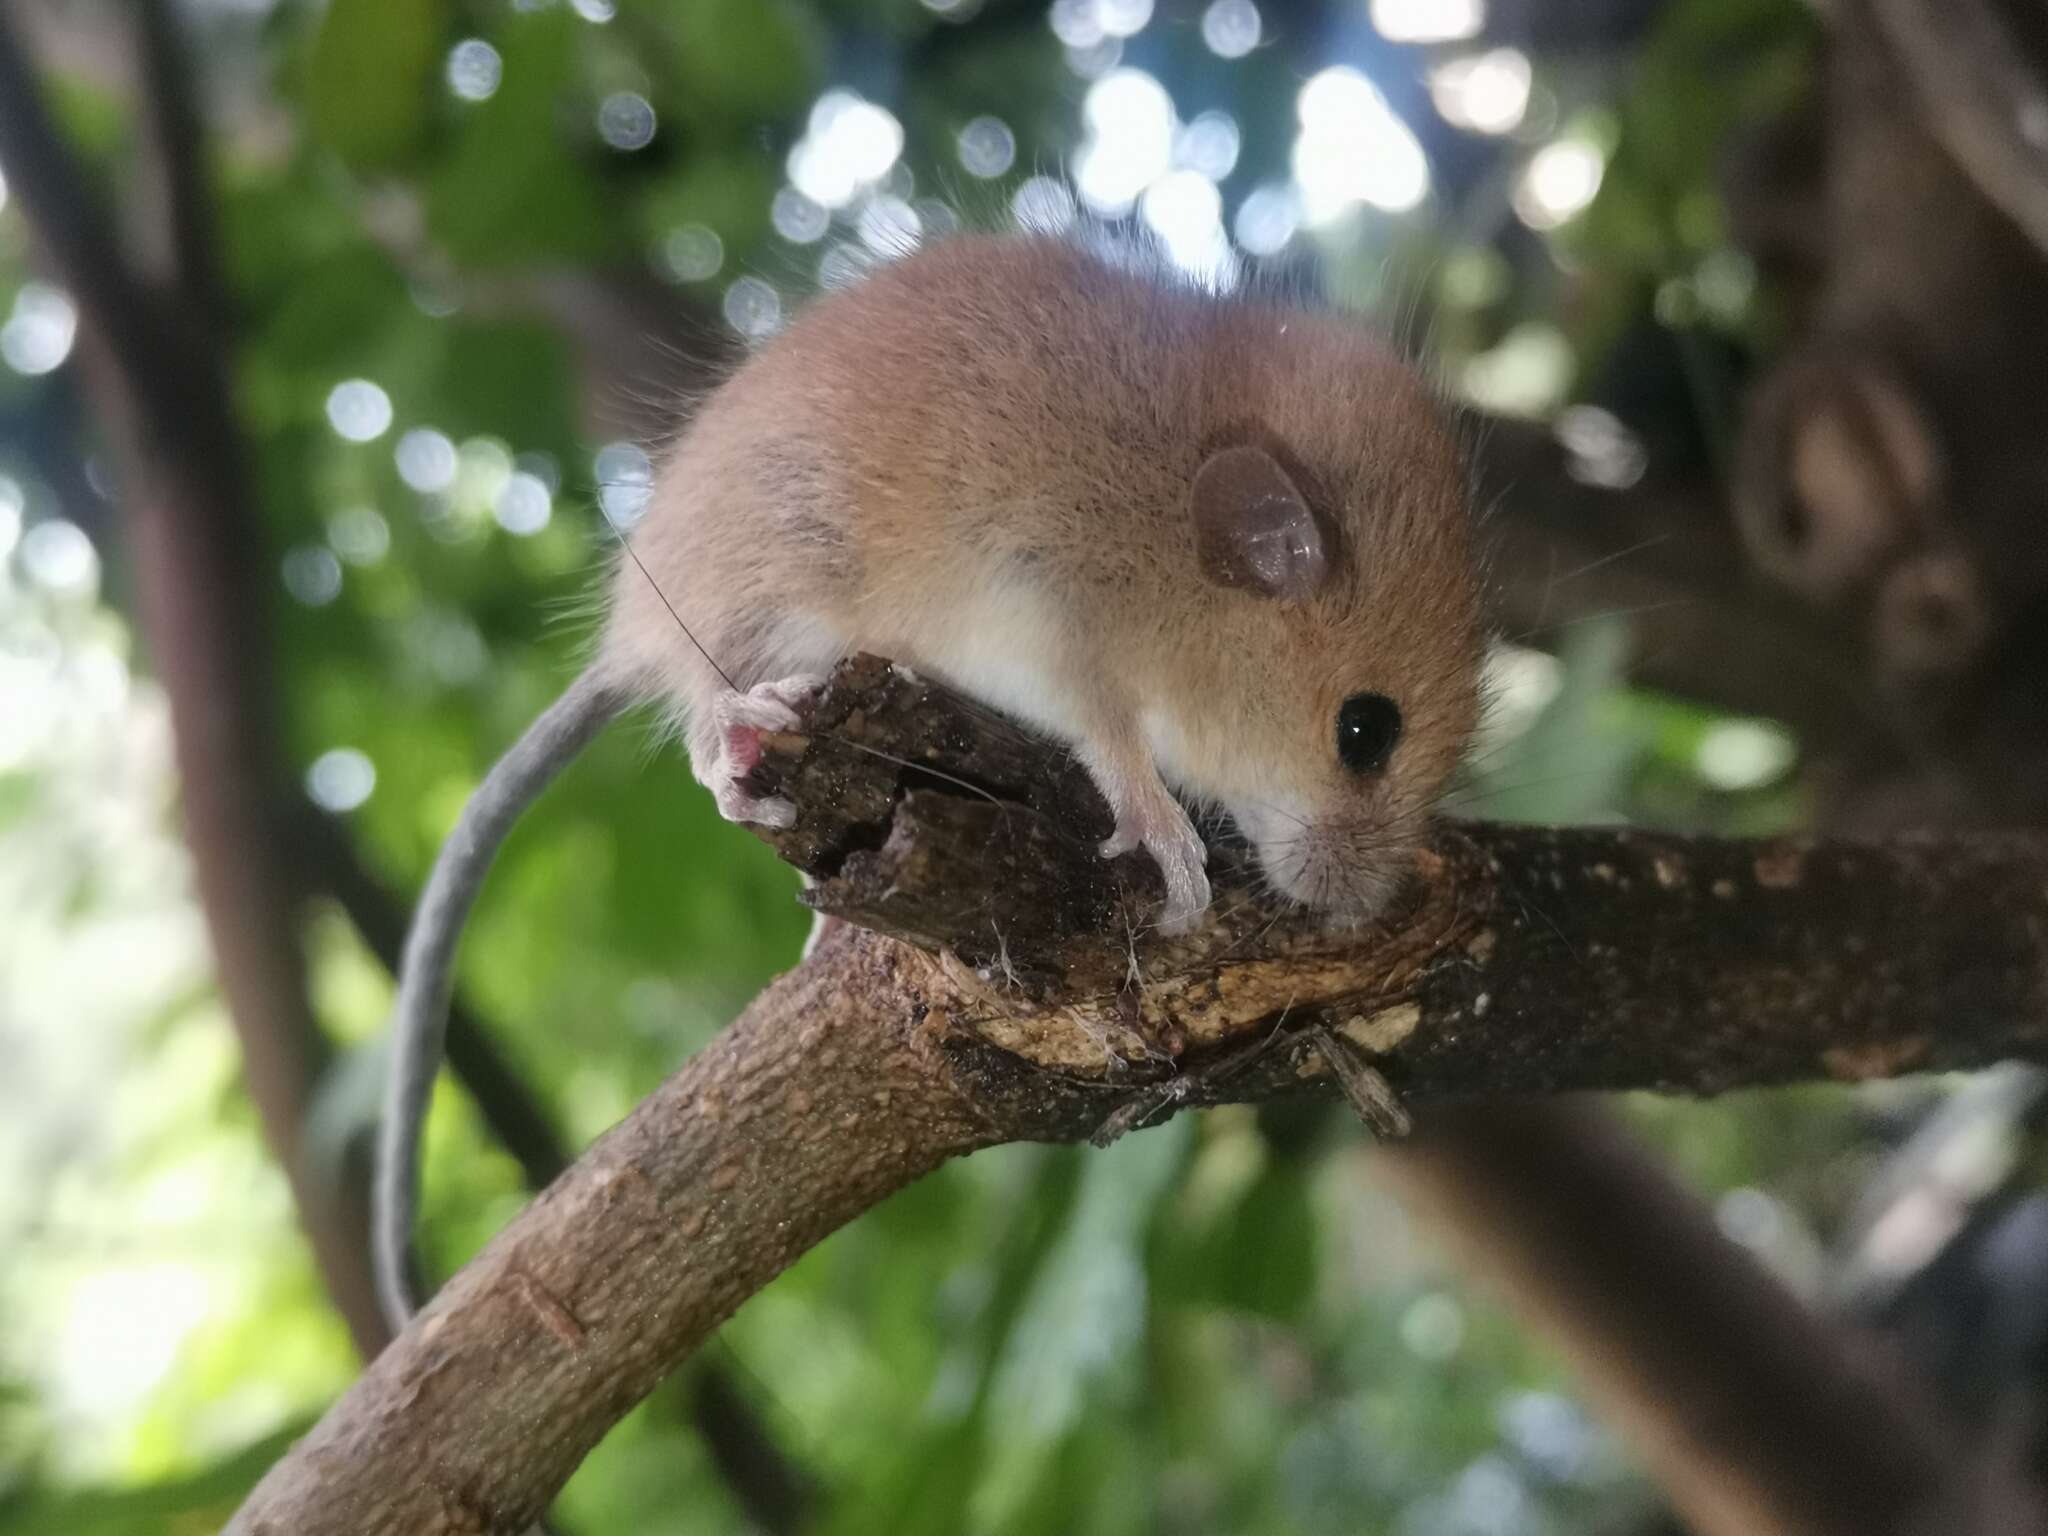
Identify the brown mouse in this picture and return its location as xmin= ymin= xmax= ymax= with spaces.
xmin=374 ymin=230 xmax=1486 ymax=1329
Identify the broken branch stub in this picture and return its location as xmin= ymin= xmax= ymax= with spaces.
xmin=745 ymin=656 xmax=2048 ymax=1133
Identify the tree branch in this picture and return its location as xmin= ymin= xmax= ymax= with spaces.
xmin=132 ymin=0 xmax=224 ymax=328
xmin=286 ymin=805 xmax=818 ymax=1533
xmin=229 ymin=656 xmax=2047 ymax=1534
xmin=0 ymin=6 xmax=390 ymax=1353
xmin=1381 ymin=1101 xmax=1960 ymax=1536
xmin=0 ymin=9 xmax=175 ymax=373
xmin=1866 ymin=0 xmax=2048 ymax=262
xmin=1472 ymin=418 xmax=1884 ymax=752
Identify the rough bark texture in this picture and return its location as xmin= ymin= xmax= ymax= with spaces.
xmin=229 ymin=658 xmax=2048 ymax=1534
xmin=230 ymin=932 xmax=988 ymax=1535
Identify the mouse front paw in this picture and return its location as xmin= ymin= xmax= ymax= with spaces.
xmin=1101 ymin=803 xmax=1211 ymax=934
xmin=704 ymin=674 xmax=828 ymax=829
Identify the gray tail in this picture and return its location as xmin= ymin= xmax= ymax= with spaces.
xmin=373 ymin=667 xmax=630 ymax=1332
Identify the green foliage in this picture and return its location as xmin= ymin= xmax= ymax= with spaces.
xmin=0 ymin=0 xmax=1908 ymax=1531
xmin=650 ymin=0 xmax=826 ymax=129
xmin=428 ymin=9 xmax=625 ymax=266
xmin=306 ymin=0 xmax=450 ymax=171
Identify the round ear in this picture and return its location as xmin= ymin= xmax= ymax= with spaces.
xmin=1190 ymin=444 xmax=1329 ymax=600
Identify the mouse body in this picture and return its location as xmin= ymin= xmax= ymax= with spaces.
xmin=611 ymin=233 xmax=1484 ymax=924
xmin=374 ymin=230 xmax=1485 ymax=1329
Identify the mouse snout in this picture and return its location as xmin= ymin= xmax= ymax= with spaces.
xmin=1230 ymin=799 xmax=1418 ymax=923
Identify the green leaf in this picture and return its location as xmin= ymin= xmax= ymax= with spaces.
xmin=977 ymin=1121 xmax=1192 ymax=1518
xmin=427 ymin=10 xmax=621 ymax=267
xmin=1159 ymin=1159 xmax=1321 ymax=1323
xmin=306 ymin=0 xmax=449 ymax=171
xmin=649 ymin=0 xmax=824 ymax=128
xmin=428 ymin=322 xmax=578 ymax=451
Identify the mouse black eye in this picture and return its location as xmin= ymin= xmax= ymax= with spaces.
xmin=1337 ymin=693 xmax=1402 ymax=774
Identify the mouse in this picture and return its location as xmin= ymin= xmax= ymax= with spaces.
xmin=373 ymin=229 xmax=1486 ymax=1329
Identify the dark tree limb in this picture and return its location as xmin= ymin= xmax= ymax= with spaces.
xmin=0 ymin=7 xmax=388 ymax=1353
xmin=0 ymin=11 xmax=819 ymax=1522
xmin=1867 ymin=0 xmax=2048 ymax=261
xmin=1472 ymin=418 xmax=1886 ymax=752
xmin=132 ymin=0 xmax=224 ymax=328
xmin=0 ymin=12 xmax=166 ymax=389
xmin=286 ymin=805 xmax=818 ymax=1534
xmin=287 ymin=805 xmax=572 ymax=1193
xmin=228 ymin=656 xmax=2048 ymax=1535
xmin=1381 ymin=1101 xmax=1962 ymax=1536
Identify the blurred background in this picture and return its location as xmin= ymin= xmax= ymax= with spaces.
xmin=7 ymin=0 xmax=2048 ymax=1531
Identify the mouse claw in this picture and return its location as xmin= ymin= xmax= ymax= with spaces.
xmin=1101 ymin=807 xmax=1211 ymax=933
xmin=713 ymin=778 xmax=796 ymax=829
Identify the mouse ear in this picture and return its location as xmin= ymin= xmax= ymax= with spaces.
xmin=1190 ymin=445 xmax=1329 ymax=600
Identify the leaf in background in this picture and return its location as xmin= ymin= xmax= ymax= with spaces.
xmin=1464 ymin=617 xmax=1645 ymax=826
xmin=250 ymin=245 xmax=408 ymax=387
xmin=648 ymin=0 xmax=824 ymax=129
xmin=428 ymin=322 xmax=577 ymax=452
xmin=977 ymin=1119 xmax=1193 ymax=1521
xmin=1159 ymin=1159 xmax=1321 ymax=1324
xmin=306 ymin=0 xmax=449 ymax=171
xmin=0 ymin=1421 xmax=310 ymax=1536
xmin=427 ymin=10 xmax=621 ymax=268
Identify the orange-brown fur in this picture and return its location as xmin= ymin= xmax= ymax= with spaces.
xmin=603 ymin=232 xmax=1483 ymax=919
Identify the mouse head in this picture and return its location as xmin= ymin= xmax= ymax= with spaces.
xmin=1180 ymin=418 xmax=1484 ymax=923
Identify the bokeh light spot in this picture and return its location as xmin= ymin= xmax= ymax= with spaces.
xmin=282 ymin=545 xmax=343 ymax=607
xmin=1695 ymin=719 xmax=1797 ymax=792
xmin=1011 ymin=176 xmax=1078 ymax=234
xmin=1371 ymin=0 xmax=1484 ymax=43
xmin=771 ymin=189 xmax=830 ymax=245
xmin=596 ymin=441 xmax=654 ymax=530
xmin=2 ymin=283 xmax=78 ymax=376
xmin=325 ymin=379 xmax=393 ymax=443
xmin=660 ymin=223 xmax=725 ymax=281
xmin=788 ymin=93 xmax=904 ymax=210
xmin=327 ymin=506 xmax=390 ymax=567
xmin=957 ymin=115 xmax=1017 ymax=178
xmin=493 ymin=472 xmax=552 ymax=536
xmin=1429 ymin=48 xmax=1531 ymax=135
xmin=597 ymin=92 xmax=657 ymax=151
xmin=1200 ymin=0 xmax=1260 ymax=58
xmin=395 ymin=428 xmax=458 ymax=492
xmin=21 ymin=519 xmax=97 ymax=596
xmin=446 ymin=39 xmax=502 ymax=102
xmin=1293 ymin=67 xmax=1430 ymax=221
xmin=1516 ymin=137 xmax=1605 ymax=229
xmin=306 ymin=748 xmax=376 ymax=812
xmin=723 ymin=277 xmax=783 ymax=341
xmin=857 ymin=195 xmax=922 ymax=257
xmin=1233 ymin=183 xmax=1301 ymax=256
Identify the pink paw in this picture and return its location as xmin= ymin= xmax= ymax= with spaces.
xmin=705 ymin=675 xmax=826 ymax=829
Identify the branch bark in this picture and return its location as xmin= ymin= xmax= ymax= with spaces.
xmin=287 ymin=805 xmax=818 ymax=1533
xmin=229 ymin=656 xmax=2048 ymax=1535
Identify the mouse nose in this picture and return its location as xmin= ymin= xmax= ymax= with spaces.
xmin=1230 ymin=801 xmax=1412 ymax=922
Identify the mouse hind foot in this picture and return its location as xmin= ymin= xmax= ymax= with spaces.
xmin=696 ymin=674 xmax=829 ymax=829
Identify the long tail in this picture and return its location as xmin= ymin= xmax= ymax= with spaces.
xmin=373 ymin=666 xmax=631 ymax=1332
